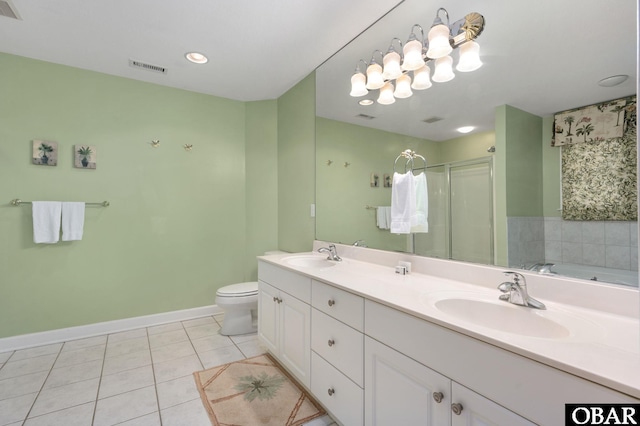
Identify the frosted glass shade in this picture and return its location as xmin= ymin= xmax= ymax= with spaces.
xmin=456 ymin=41 xmax=482 ymax=72
xmin=382 ymin=50 xmax=402 ymax=80
xmin=377 ymin=82 xmax=396 ymax=105
xmin=426 ymin=24 xmax=452 ymax=59
xmin=394 ymin=74 xmax=413 ymax=99
xmin=411 ymin=65 xmax=432 ymax=90
xmin=401 ymin=39 xmax=425 ymax=71
xmin=350 ymin=72 xmax=368 ymax=97
xmin=432 ymin=56 xmax=455 ymax=82
xmin=366 ymin=62 xmax=385 ymax=90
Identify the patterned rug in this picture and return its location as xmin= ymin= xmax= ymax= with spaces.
xmin=193 ymin=353 xmax=326 ymax=426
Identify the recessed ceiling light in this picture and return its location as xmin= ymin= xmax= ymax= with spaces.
xmin=359 ymin=99 xmax=374 ymax=106
xmin=457 ymin=126 xmax=474 ymax=133
xmin=185 ymin=52 xmax=208 ymax=64
xmin=598 ymin=75 xmax=628 ymax=87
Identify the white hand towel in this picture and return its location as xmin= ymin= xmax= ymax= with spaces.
xmin=411 ymin=172 xmax=429 ymax=233
xmin=390 ymin=172 xmax=415 ymax=234
xmin=32 ymin=201 xmax=62 ymax=244
xmin=61 ymin=202 xmax=85 ymax=241
xmin=376 ymin=206 xmax=391 ymax=229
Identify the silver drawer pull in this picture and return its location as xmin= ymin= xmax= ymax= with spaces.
xmin=327 ymin=388 xmax=335 ymax=396
xmin=432 ymin=392 xmax=444 ymax=403
xmin=327 ymin=299 xmax=335 ymax=307
xmin=328 ymin=339 xmax=335 ymax=347
xmin=273 ymin=296 xmax=278 ymax=302
xmin=451 ymin=403 xmax=463 ymax=415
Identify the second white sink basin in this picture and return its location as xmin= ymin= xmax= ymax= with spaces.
xmin=283 ymin=255 xmax=339 ymax=269
xmin=434 ymin=298 xmax=570 ymax=339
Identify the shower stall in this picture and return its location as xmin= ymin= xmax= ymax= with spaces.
xmin=414 ymin=157 xmax=494 ymax=265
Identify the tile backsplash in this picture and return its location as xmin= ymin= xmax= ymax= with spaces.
xmin=507 ymin=217 xmax=638 ymax=272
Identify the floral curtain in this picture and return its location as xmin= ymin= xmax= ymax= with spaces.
xmin=552 ymin=98 xmax=627 ymax=147
xmin=559 ymin=96 xmax=637 ymax=221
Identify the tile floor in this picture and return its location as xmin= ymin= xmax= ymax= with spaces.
xmin=0 ymin=314 xmax=335 ymax=426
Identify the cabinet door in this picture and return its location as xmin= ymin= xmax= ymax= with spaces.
xmin=257 ymin=280 xmax=279 ymax=355
xmin=451 ymin=382 xmax=535 ymax=426
xmin=365 ymin=337 xmax=450 ymax=426
xmin=279 ymin=292 xmax=311 ymax=388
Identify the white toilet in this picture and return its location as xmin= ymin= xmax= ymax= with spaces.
xmin=215 ymin=281 xmax=259 ymax=336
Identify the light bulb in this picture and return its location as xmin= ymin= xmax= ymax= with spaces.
xmin=366 ymin=62 xmax=384 ymax=90
xmin=350 ymin=72 xmax=368 ymax=97
xmin=456 ymin=41 xmax=482 ymax=72
xmin=411 ymin=65 xmax=432 ymax=90
xmin=432 ymin=56 xmax=455 ymax=83
xmin=426 ymin=24 xmax=452 ymax=59
xmin=402 ymin=39 xmax=425 ymax=71
xmin=394 ymin=74 xmax=413 ymax=99
xmin=377 ymin=82 xmax=396 ymax=105
xmin=382 ymin=50 xmax=402 ymax=80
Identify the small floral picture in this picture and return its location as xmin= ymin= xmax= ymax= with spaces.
xmin=32 ymin=140 xmax=58 ymax=166
xmin=74 ymin=145 xmax=96 ymax=169
xmin=384 ymin=174 xmax=392 ymax=187
xmin=370 ymin=172 xmax=379 ymax=187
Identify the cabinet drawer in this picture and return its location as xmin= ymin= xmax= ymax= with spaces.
xmin=311 ymin=308 xmax=364 ymax=386
xmin=311 ymin=351 xmax=363 ymax=426
xmin=258 ymin=261 xmax=311 ymax=303
xmin=312 ymin=280 xmax=364 ymax=331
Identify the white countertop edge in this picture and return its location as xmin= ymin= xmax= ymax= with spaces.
xmin=258 ymin=248 xmax=640 ymax=399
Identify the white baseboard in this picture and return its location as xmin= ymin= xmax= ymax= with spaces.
xmin=0 ymin=305 xmax=223 ymax=353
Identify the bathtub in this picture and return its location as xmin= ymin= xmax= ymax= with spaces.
xmin=546 ymin=263 xmax=638 ymax=287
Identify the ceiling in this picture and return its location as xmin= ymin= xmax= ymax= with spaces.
xmin=0 ymin=0 xmax=403 ymax=101
xmin=316 ymin=0 xmax=638 ymax=141
xmin=0 ymin=1 xmax=636 ymax=142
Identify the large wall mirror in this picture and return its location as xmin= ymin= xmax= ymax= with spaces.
xmin=315 ymin=0 xmax=638 ymax=287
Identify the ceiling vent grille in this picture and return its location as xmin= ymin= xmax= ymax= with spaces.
xmin=129 ymin=59 xmax=167 ymax=74
xmin=0 ymin=0 xmax=21 ymax=20
xmin=356 ymin=113 xmax=376 ymax=120
xmin=422 ymin=116 xmax=443 ymax=124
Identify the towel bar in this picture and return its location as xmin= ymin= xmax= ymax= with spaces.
xmin=10 ymin=199 xmax=110 ymax=207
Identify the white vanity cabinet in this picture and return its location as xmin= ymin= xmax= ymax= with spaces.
xmin=310 ymin=280 xmax=365 ymax=426
xmin=257 ymin=262 xmax=312 ymax=388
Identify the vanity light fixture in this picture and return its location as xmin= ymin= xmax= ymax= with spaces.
xmin=349 ymin=8 xmax=485 ymax=105
xmin=185 ymin=52 xmax=208 ymax=64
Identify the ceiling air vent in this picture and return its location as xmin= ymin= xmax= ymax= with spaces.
xmin=0 ymin=0 xmax=21 ymax=20
xmin=356 ymin=113 xmax=376 ymax=120
xmin=423 ymin=116 xmax=443 ymax=124
xmin=128 ymin=59 xmax=167 ymax=74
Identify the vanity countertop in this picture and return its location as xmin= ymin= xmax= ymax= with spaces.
xmin=258 ymin=251 xmax=640 ymax=400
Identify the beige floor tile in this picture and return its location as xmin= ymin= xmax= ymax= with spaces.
xmin=150 ymin=341 xmax=196 ymax=364
xmin=61 ymin=335 xmax=107 ymax=352
xmin=197 ymin=345 xmax=245 ymax=369
xmin=102 ymin=349 xmax=151 ymax=376
xmin=93 ymin=386 xmax=158 ymax=426
xmin=29 ymin=377 xmax=99 ymax=418
xmin=116 ymin=411 xmax=161 ymax=426
xmin=104 ymin=336 xmax=149 ymax=359
xmin=23 ymin=402 xmax=95 ymax=426
xmin=190 ymin=334 xmax=234 ymax=353
xmin=98 ymin=365 xmax=155 ymax=399
xmin=0 ymin=370 xmax=48 ymax=400
xmin=160 ymin=398 xmax=211 ymax=426
xmin=152 ymin=354 xmax=203 ymax=383
xmin=53 ymin=345 xmax=105 ymax=369
xmin=156 ymin=375 xmax=201 ymax=410
xmin=106 ymin=328 xmax=147 ymax=344
xmin=10 ymin=343 xmax=62 ymax=362
xmin=184 ymin=323 xmax=221 ymax=340
xmin=182 ymin=317 xmax=216 ymax=328
xmin=0 ymin=392 xmax=38 ymax=425
xmin=44 ymin=359 xmax=103 ymax=390
xmin=148 ymin=329 xmax=188 ymax=350
xmin=0 ymin=354 xmax=57 ymax=380
xmin=236 ymin=339 xmax=265 ymax=358
xmin=147 ymin=322 xmax=183 ymax=336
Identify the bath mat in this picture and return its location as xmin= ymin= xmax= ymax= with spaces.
xmin=193 ymin=353 xmax=326 ymax=426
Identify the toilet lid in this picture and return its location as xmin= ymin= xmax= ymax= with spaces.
xmin=216 ymin=281 xmax=258 ymax=297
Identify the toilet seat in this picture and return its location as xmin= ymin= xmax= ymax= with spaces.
xmin=216 ymin=281 xmax=258 ymax=298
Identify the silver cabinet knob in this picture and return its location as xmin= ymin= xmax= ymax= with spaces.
xmin=451 ymin=403 xmax=463 ymax=415
xmin=327 ymin=388 xmax=335 ymax=396
xmin=273 ymin=296 xmax=278 ymax=302
xmin=432 ymin=392 xmax=444 ymax=403
xmin=327 ymin=299 xmax=335 ymax=307
xmin=328 ymin=339 xmax=335 ymax=347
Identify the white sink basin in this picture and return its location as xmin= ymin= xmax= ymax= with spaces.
xmin=283 ymin=255 xmax=339 ymax=269
xmin=434 ymin=298 xmax=570 ymax=339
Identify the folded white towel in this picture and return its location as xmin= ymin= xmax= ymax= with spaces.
xmin=61 ymin=202 xmax=85 ymax=241
xmin=411 ymin=172 xmax=429 ymax=233
xmin=376 ymin=206 xmax=391 ymax=229
xmin=390 ymin=172 xmax=415 ymax=234
xmin=32 ymin=201 xmax=62 ymax=244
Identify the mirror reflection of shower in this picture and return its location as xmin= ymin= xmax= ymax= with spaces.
xmin=415 ymin=157 xmax=494 ymax=264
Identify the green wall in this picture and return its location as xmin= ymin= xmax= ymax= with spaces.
xmin=0 ymin=53 xmax=288 ymax=338
xmin=541 ymin=116 xmax=562 ymax=217
xmin=277 ymin=74 xmax=316 ymax=253
xmin=316 ymin=118 xmax=439 ymax=252
xmin=438 ymin=131 xmax=495 ymax=164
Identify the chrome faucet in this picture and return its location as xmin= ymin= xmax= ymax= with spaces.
xmin=352 ymin=240 xmax=367 ymax=247
xmin=498 ymin=271 xmax=546 ymax=310
xmin=525 ymin=262 xmax=556 ymax=275
xmin=318 ymin=244 xmax=342 ymax=261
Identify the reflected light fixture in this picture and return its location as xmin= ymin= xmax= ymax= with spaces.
xmin=359 ymin=99 xmax=374 ymax=106
xmin=349 ymin=8 xmax=485 ymax=105
xmin=185 ymin=52 xmax=208 ymax=64
xmin=457 ymin=126 xmax=474 ymax=133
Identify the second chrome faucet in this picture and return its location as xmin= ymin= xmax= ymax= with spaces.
xmin=498 ymin=271 xmax=546 ymax=310
xmin=318 ymin=244 xmax=342 ymax=261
